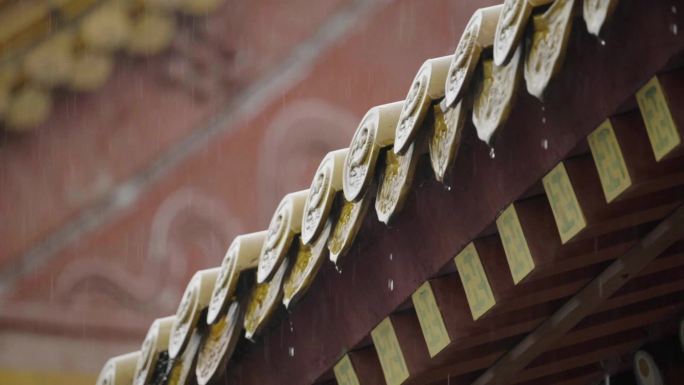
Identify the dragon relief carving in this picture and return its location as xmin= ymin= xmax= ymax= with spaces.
xmin=525 ymin=0 xmax=576 ymax=98
xmin=395 ymin=69 xmax=429 ymax=153
xmin=375 ymin=143 xmax=419 ymax=224
xmin=196 ymin=301 xmax=241 ymax=384
xmin=258 ymin=206 xmax=288 ymax=282
xmin=344 ymin=120 xmax=377 ymax=201
xmin=207 ymin=243 xmax=237 ymax=322
xmin=302 ymin=162 xmax=332 ymax=243
xmin=494 ymin=0 xmax=532 ymax=65
xmin=169 ymin=282 xmax=197 ymax=357
xmin=473 ymin=45 xmax=522 ymax=144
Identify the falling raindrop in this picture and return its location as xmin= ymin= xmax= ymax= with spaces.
xmin=489 ymin=148 xmax=496 ymax=159
xmin=541 ymin=116 xmax=547 ymax=124
xmin=541 ymin=105 xmax=545 ymax=112
xmin=599 ymin=39 xmax=606 ymax=46
xmin=389 ymin=253 xmax=393 ymax=261
xmin=541 ymin=139 xmax=549 ymax=150
xmin=289 ymin=320 xmax=294 ymax=333
xmin=335 ymin=265 xmax=343 ymax=274
xmin=672 ymin=5 xmax=678 ymax=14
xmin=288 ymin=346 xmax=295 ymax=357
xmin=388 ymin=279 xmax=394 ymax=291
xmin=671 ymin=23 xmax=679 ymax=35
xmin=445 ymin=185 xmax=452 ymax=191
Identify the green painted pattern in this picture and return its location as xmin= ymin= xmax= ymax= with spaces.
xmin=543 ymin=162 xmax=587 ymax=244
xmin=496 ymin=204 xmax=535 ymax=284
xmin=371 ymin=318 xmax=409 ymax=385
xmin=411 ymin=281 xmax=450 ymax=357
xmin=455 ymin=242 xmax=496 ymax=320
xmin=587 ymin=120 xmax=631 ymax=202
xmin=636 ymin=77 xmax=681 ymax=161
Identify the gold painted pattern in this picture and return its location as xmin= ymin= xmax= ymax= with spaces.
xmin=587 ymin=120 xmax=631 ymax=202
xmin=244 ymin=259 xmax=289 ymax=338
xmin=455 ymin=243 xmax=496 ymax=320
xmin=328 ymin=192 xmax=371 ymax=263
xmin=196 ymin=302 xmax=241 ymax=385
xmin=473 ymin=45 xmax=522 ymax=144
xmin=334 ymin=355 xmax=361 ymax=385
xmin=429 ymin=102 xmax=466 ymax=182
xmin=543 ymin=162 xmax=587 ymax=243
xmin=283 ymin=220 xmax=332 ymax=307
xmin=411 ymin=282 xmax=450 ymax=357
xmin=496 ymin=204 xmax=535 ymax=284
xmin=371 ymin=318 xmax=410 ymax=385
xmin=524 ymin=0 xmax=576 ymax=98
xmin=636 ymin=77 xmax=681 ymax=161
xmin=375 ymin=143 xmax=418 ymax=224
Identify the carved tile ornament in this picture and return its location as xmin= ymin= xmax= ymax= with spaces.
xmin=133 ymin=316 xmax=175 ymax=385
xmin=375 ymin=141 xmax=421 ymax=224
xmin=207 ymin=231 xmax=266 ymax=324
xmin=429 ymin=101 xmax=467 ymax=182
xmin=283 ymin=219 xmax=333 ymax=308
xmin=195 ymin=301 xmax=243 ymax=385
xmin=97 ymin=352 xmax=141 ymax=385
xmin=444 ymin=5 xmax=502 ymax=107
xmin=344 ymin=102 xmax=403 ymax=202
xmin=168 ymin=268 xmax=220 ymax=359
xmin=245 ymin=257 xmax=290 ymax=339
xmin=494 ymin=0 xmax=533 ymax=66
xmin=583 ymin=0 xmax=619 ymax=36
xmin=328 ymin=184 xmax=373 ymax=264
xmin=302 ymin=149 xmax=348 ymax=245
xmin=394 ymin=56 xmax=453 ymax=154
xmin=473 ymin=45 xmax=523 ymax=145
xmin=525 ymin=0 xmax=576 ymax=99
xmin=257 ymin=190 xmax=309 ymax=283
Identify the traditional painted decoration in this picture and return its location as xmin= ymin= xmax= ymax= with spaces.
xmin=394 ymin=56 xmax=453 ymax=154
xmin=496 ymin=204 xmax=535 ymax=284
xmin=636 ymin=77 xmax=681 ymax=161
xmin=587 ymin=119 xmax=631 ymax=202
xmin=524 ymin=0 xmax=576 ymax=99
xmin=444 ymin=5 xmax=502 ymax=107
xmin=375 ymin=141 xmax=420 ymax=224
xmin=207 ymin=231 xmax=266 ymax=324
xmin=411 ymin=282 xmax=450 ymax=357
xmin=196 ymin=301 xmax=243 ymax=385
xmin=344 ymin=101 xmax=403 ymax=202
xmin=328 ymin=187 xmax=372 ymax=265
xmin=430 ymin=101 xmax=467 ymax=182
xmin=633 ymin=350 xmax=664 ymax=385
xmin=244 ymin=258 xmax=289 ymax=339
xmin=168 ymin=268 xmax=220 ymax=359
xmin=334 ymin=354 xmax=361 ymax=385
xmin=583 ymin=0 xmax=620 ymax=36
xmin=542 ymin=162 xmax=587 ymax=243
xmin=454 ymin=242 xmax=496 ymax=320
xmin=472 ymin=45 xmax=523 ymax=144
xmin=302 ymin=149 xmax=348 ymax=244
xmin=96 ymin=351 xmax=141 ymax=385
xmin=133 ymin=316 xmax=175 ymax=385
xmin=257 ymin=190 xmax=308 ymax=283
xmin=283 ymin=219 xmax=332 ymax=307
xmin=371 ymin=317 xmax=410 ymax=385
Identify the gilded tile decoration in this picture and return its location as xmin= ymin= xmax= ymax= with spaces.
xmin=395 ymin=67 xmax=430 ymax=154
xmin=496 ymin=204 xmax=535 ymax=284
xmin=169 ymin=280 xmax=199 ymax=358
xmin=283 ymin=220 xmax=332 ymax=307
xmin=328 ymin=190 xmax=372 ymax=263
xmin=245 ymin=259 xmax=289 ymax=339
xmin=636 ymin=77 xmax=681 ymax=161
xmin=543 ymin=162 xmax=587 ymax=243
xmin=196 ymin=301 xmax=242 ymax=385
xmin=303 ymin=161 xmax=333 ymax=242
xmin=524 ymin=0 xmax=576 ymax=98
xmin=473 ymin=45 xmax=522 ymax=144
xmin=207 ymin=243 xmax=238 ymax=323
xmin=371 ymin=318 xmax=410 ymax=385
xmin=411 ymin=282 xmax=450 ymax=357
xmin=344 ymin=113 xmax=380 ymax=201
xmin=583 ymin=0 xmax=620 ymax=36
xmin=445 ymin=11 xmax=483 ymax=106
xmin=493 ymin=0 xmax=532 ymax=65
xmin=429 ymin=102 xmax=466 ymax=182
xmin=455 ymin=243 xmax=496 ymax=320
xmin=334 ymin=355 xmax=361 ymax=385
xmin=587 ymin=120 xmax=631 ymax=202
xmin=375 ymin=143 xmax=419 ymax=224
xmin=134 ymin=316 xmax=174 ymax=385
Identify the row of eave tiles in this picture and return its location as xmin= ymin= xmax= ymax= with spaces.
xmin=96 ymin=1 xmax=663 ymax=385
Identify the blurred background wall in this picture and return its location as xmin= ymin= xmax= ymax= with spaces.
xmin=0 ymin=0 xmax=491 ymax=383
